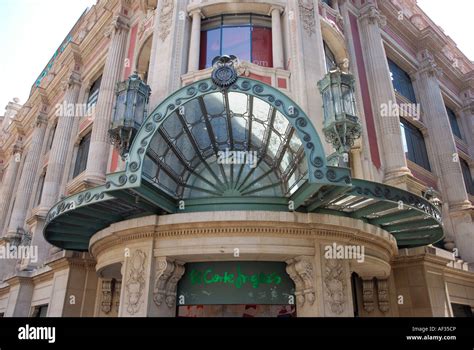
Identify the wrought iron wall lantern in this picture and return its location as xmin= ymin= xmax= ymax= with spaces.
xmin=108 ymin=73 xmax=151 ymax=159
xmin=317 ymin=68 xmax=361 ymax=167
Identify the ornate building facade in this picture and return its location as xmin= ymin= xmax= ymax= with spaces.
xmin=0 ymin=0 xmax=473 ymax=317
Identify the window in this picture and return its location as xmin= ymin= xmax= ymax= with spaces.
xmin=46 ymin=123 xmax=57 ymax=152
xmin=324 ymin=41 xmax=337 ymax=72
xmin=35 ymin=173 xmax=46 ymax=207
xmin=31 ymin=304 xmax=48 ymax=317
xmin=461 ymin=158 xmax=474 ymax=195
xmin=199 ymin=14 xmax=273 ymax=69
xmin=322 ymin=0 xmax=333 ymax=7
xmin=73 ymin=132 xmax=91 ymax=178
xmin=451 ymin=303 xmax=473 ymax=317
xmin=446 ymin=106 xmax=462 ymax=139
xmin=388 ymin=58 xmax=417 ymax=103
xmin=86 ymin=76 xmax=102 ymax=111
xmin=400 ymin=119 xmax=431 ymax=171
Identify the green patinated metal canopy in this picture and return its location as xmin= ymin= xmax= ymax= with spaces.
xmin=43 ymin=75 xmax=443 ymax=251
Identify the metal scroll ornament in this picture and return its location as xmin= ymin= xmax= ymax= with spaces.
xmin=211 ymin=55 xmax=238 ymax=89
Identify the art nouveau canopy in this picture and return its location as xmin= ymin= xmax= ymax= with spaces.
xmin=43 ymin=76 xmax=443 ymax=251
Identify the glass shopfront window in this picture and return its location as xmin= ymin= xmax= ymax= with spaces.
xmin=199 ymin=14 xmax=273 ymax=69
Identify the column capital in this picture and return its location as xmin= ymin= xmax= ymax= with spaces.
xmin=359 ymin=3 xmax=386 ymax=27
xmin=268 ymin=5 xmax=284 ymax=16
xmin=105 ymin=14 xmax=130 ymax=38
xmin=188 ymin=8 xmax=203 ymax=18
xmin=61 ymin=71 xmax=82 ymax=91
xmin=417 ymin=49 xmax=443 ymax=79
xmin=33 ymin=113 xmax=48 ymax=128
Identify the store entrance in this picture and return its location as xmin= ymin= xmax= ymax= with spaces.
xmin=177 ymin=261 xmax=296 ymax=318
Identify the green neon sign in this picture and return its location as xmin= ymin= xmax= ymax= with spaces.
xmin=190 ymin=265 xmax=282 ymax=289
xmin=178 ymin=261 xmax=295 ymax=305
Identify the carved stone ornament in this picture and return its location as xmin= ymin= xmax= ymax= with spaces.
xmin=362 ymin=278 xmax=375 ymax=313
xmin=418 ymin=49 xmax=443 ymax=78
xmin=105 ymin=14 xmax=129 ymax=38
xmin=286 ymin=257 xmax=315 ymax=307
xmin=211 ymin=55 xmax=239 ymax=89
xmin=114 ymin=280 xmax=122 ymax=313
xmin=153 ymin=258 xmax=185 ymax=308
xmin=324 ymin=259 xmax=345 ymax=314
xmin=125 ymin=250 xmax=146 ymax=315
xmin=158 ymin=0 xmax=174 ymax=42
xmin=360 ymin=4 xmax=386 ymax=27
xmin=377 ymin=278 xmax=390 ymax=313
xmin=298 ymin=0 xmax=316 ymax=36
xmin=101 ymin=279 xmax=113 ymax=314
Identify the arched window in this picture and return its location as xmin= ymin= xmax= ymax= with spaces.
xmin=199 ymin=14 xmax=273 ymax=69
xmin=400 ymin=119 xmax=431 ymax=171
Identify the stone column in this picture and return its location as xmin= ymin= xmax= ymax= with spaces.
xmin=38 ymin=72 xmax=81 ymax=211
xmin=85 ymin=14 xmax=129 ymax=185
xmin=6 ymin=113 xmax=47 ymax=239
xmin=0 ymin=143 xmax=22 ymax=231
xmin=358 ymin=3 xmax=411 ymax=182
xmin=187 ymin=9 xmax=202 ymax=72
xmin=413 ymin=50 xmax=473 ymax=262
xmin=270 ymin=6 xmax=284 ymax=69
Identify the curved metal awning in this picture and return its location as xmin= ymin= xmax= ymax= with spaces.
xmin=43 ymin=76 xmax=443 ymax=251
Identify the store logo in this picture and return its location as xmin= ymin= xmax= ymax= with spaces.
xmin=217 ymin=149 xmax=258 ymax=168
xmin=18 ymin=325 xmax=55 ymax=343
xmin=324 ymin=243 xmax=365 ymax=263
xmin=190 ymin=265 xmax=282 ymax=289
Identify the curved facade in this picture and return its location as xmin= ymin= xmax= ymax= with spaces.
xmin=0 ymin=0 xmax=473 ymax=318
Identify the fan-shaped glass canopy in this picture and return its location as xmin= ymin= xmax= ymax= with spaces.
xmin=43 ymin=76 xmax=444 ymax=251
xmin=142 ymin=91 xmax=307 ymax=199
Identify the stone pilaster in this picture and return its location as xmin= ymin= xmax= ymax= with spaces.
xmin=85 ymin=14 xmax=129 ymax=185
xmin=0 ymin=143 xmax=23 ymax=232
xmin=413 ymin=50 xmax=473 ymax=262
xmin=187 ymin=9 xmax=202 ymax=72
xmin=38 ymin=72 xmax=81 ymax=211
xmin=358 ymin=3 xmax=411 ymax=182
xmin=270 ymin=6 xmax=284 ymax=69
xmin=147 ymin=0 xmax=190 ymax=109
xmin=6 ymin=114 xmax=47 ymax=239
xmin=286 ymin=0 xmax=330 ymax=155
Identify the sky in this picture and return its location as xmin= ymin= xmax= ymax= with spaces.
xmin=0 ymin=0 xmax=473 ymax=113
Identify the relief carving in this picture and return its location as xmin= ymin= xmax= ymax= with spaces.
xmin=158 ymin=0 xmax=174 ymax=41
xmin=362 ymin=278 xmax=375 ymax=313
xmin=377 ymin=278 xmax=390 ymax=313
xmin=101 ymin=279 xmax=113 ymax=314
xmin=298 ymin=0 xmax=316 ymax=36
xmin=125 ymin=249 xmax=146 ymax=315
xmin=324 ymin=259 xmax=345 ymax=314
